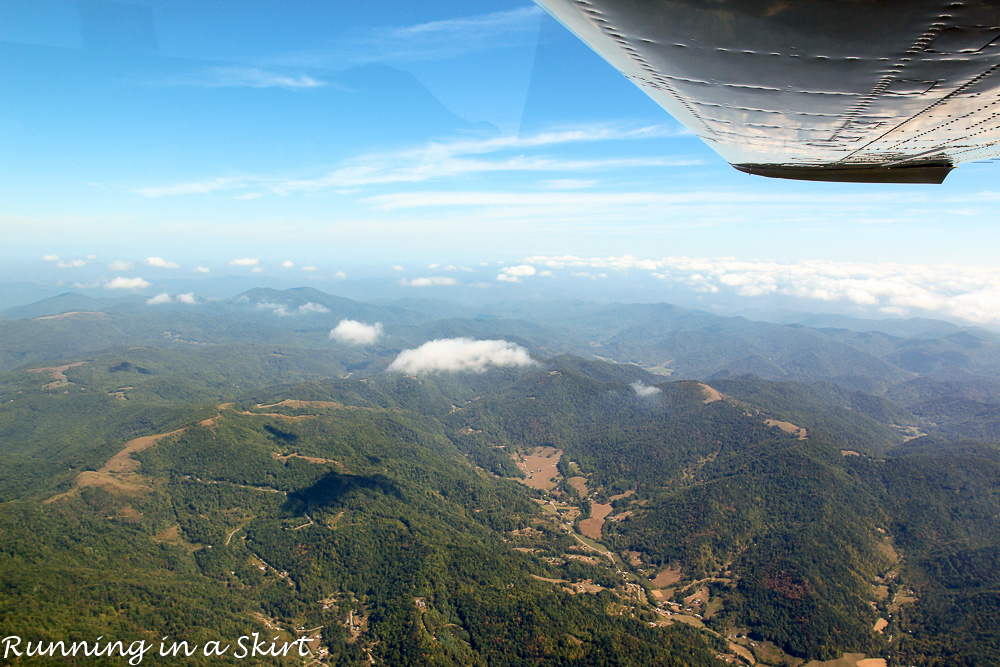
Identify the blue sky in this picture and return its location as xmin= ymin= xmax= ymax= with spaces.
xmin=3 ymin=0 xmax=1000 ymax=325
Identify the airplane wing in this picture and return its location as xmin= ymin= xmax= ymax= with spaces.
xmin=534 ymin=0 xmax=1000 ymax=183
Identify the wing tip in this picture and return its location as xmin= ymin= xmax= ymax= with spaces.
xmin=732 ymin=161 xmax=954 ymax=184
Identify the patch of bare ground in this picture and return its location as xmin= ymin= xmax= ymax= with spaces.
xmin=651 ymin=567 xmax=683 ymax=587
xmin=199 ymin=415 xmax=223 ymax=428
xmin=579 ymin=502 xmax=613 ymax=540
xmin=765 ymin=419 xmax=808 ymax=440
xmin=564 ymin=554 xmax=599 ymax=565
xmin=566 ymin=476 xmax=589 ymax=496
xmin=567 ymin=580 xmax=605 ymax=594
xmin=609 ymin=489 xmax=635 ymax=501
xmin=697 ymin=382 xmax=724 ymax=403
xmin=108 ymin=386 xmax=132 ymax=400
xmin=802 ymin=654 xmax=885 ymax=667
xmin=624 ymin=550 xmax=643 ymax=567
xmin=513 ymin=447 xmax=562 ymax=491
xmin=704 ymin=596 xmax=723 ymax=619
xmin=153 ymin=525 xmax=183 ymax=543
xmin=841 ymin=450 xmax=861 ymax=457
xmin=104 ymin=428 xmax=186 ymax=474
xmin=273 ymin=452 xmax=341 ymax=466
xmin=889 ymin=589 xmax=917 ymax=614
xmin=34 ymin=311 xmax=107 ymax=321
xmin=744 ymin=640 xmax=802 ymax=667
xmin=530 ymin=575 xmax=604 ymax=595
xmin=671 ymin=615 xmax=705 ymax=628
xmin=242 ymin=411 xmax=318 ymax=421
xmin=256 ymin=399 xmax=343 ymax=410
xmin=225 ymin=517 xmax=254 ymax=545
xmin=28 ymin=361 xmax=86 ymax=389
xmin=683 ymin=586 xmax=709 ymax=608
xmin=873 ymin=618 xmax=887 ymax=633
xmin=43 ymin=471 xmax=150 ymax=504
xmin=45 ymin=423 xmax=193 ymax=503
xmin=894 ymin=424 xmax=925 ymax=442
xmin=729 ymin=643 xmax=756 ymax=665
xmin=344 ymin=609 xmax=368 ymax=643
xmin=875 ymin=540 xmax=899 ymax=563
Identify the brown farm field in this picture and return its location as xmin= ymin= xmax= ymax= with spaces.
xmin=514 ymin=447 xmax=562 ymax=491
xmin=651 ymin=567 xmax=683 ymax=587
xmin=579 ymin=502 xmax=613 ymax=540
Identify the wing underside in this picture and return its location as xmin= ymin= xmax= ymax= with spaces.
xmin=535 ymin=0 xmax=1000 ymax=183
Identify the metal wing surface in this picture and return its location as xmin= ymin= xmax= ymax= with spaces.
xmin=535 ymin=0 xmax=1000 ymax=183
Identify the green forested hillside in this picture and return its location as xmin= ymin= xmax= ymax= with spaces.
xmin=2 ymin=291 xmax=999 ymax=665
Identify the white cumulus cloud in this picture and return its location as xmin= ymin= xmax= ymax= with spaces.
xmin=401 ymin=277 xmax=457 ymax=287
xmin=108 ymin=260 xmax=133 ymax=271
xmin=176 ymin=292 xmax=198 ymax=304
xmin=147 ymin=292 xmax=172 ymax=305
xmin=194 ymin=266 xmax=210 ymax=273
xmin=497 ymin=264 xmax=537 ymax=282
xmin=281 ymin=260 xmax=295 ymax=268
xmin=297 ymin=302 xmax=330 ymax=314
xmin=330 ymin=319 xmax=384 ymax=345
xmin=106 ymin=276 xmax=150 ymax=290
xmin=146 ymin=256 xmax=180 ymax=269
xmin=631 ymin=382 xmax=662 ymax=398
xmin=229 ymin=257 xmax=260 ymax=266
xmin=256 ymin=301 xmax=329 ymax=317
xmin=389 ymin=338 xmax=534 ymax=374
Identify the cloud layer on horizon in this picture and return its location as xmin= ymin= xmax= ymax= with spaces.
xmin=514 ymin=255 xmax=1000 ymax=325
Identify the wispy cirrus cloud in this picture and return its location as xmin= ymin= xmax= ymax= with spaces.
xmin=282 ymin=7 xmax=544 ymax=68
xmin=156 ymin=66 xmax=327 ymax=90
xmin=127 ymin=124 xmax=693 ymax=198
